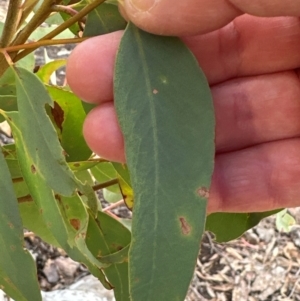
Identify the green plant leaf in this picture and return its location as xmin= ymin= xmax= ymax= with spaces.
xmin=0 ymin=68 xmax=16 ymax=96
xmin=275 ymin=209 xmax=295 ymax=232
xmin=86 ymin=211 xmax=131 ymax=301
xmin=19 ymin=201 xmax=60 ymax=247
xmin=83 ymin=2 xmax=126 ymax=37
xmin=114 ymin=23 xmax=215 ymax=301
xmin=10 ymin=66 xmax=79 ymax=196
xmin=206 ymin=210 xmax=280 ymax=242
xmin=91 ymin=162 xmax=119 ymax=193
xmin=0 ymin=96 xmax=18 ymax=122
xmin=46 ymin=86 xmax=92 ymax=162
xmin=0 ymin=150 xmax=41 ymax=301
xmin=16 ymin=52 xmax=35 ymax=71
xmin=68 ymin=160 xmax=99 ymax=171
xmin=36 ymin=59 xmax=66 ymax=84
xmin=98 ymin=244 xmax=130 ymax=264
xmin=111 ymin=163 xmax=134 ymax=209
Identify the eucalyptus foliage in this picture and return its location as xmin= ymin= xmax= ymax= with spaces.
xmin=0 ymin=1 xmax=279 ymax=301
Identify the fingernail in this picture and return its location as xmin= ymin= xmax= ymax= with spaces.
xmin=128 ymin=0 xmax=156 ymax=11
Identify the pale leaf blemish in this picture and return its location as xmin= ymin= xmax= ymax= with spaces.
xmin=153 ymin=89 xmax=158 ymax=94
xmin=197 ymin=187 xmax=209 ymax=199
xmin=179 ymin=217 xmax=191 ymax=235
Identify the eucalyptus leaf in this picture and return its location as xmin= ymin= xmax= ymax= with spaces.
xmin=46 ymin=86 xmax=92 ymax=162
xmin=86 ymin=211 xmax=131 ymax=301
xmin=11 ymin=66 xmax=78 ymax=196
xmin=83 ymin=2 xmax=126 ymax=37
xmin=0 ymin=150 xmax=41 ymax=301
xmin=114 ymin=23 xmax=215 ymax=301
xmin=206 ymin=210 xmax=280 ymax=243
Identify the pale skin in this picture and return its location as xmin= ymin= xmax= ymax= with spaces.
xmin=66 ymin=0 xmax=300 ymax=214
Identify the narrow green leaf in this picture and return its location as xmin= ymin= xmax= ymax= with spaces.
xmin=19 ymin=201 xmax=60 ymax=247
xmin=83 ymin=2 xmax=126 ymax=37
xmin=91 ymin=162 xmax=119 ymax=193
xmin=11 ymin=66 xmax=78 ymax=196
xmin=206 ymin=210 xmax=280 ymax=242
xmin=98 ymin=244 xmax=130 ymax=264
xmin=114 ymin=23 xmax=215 ymax=301
xmin=46 ymin=86 xmax=92 ymax=162
xmin=0 ymin=150 xmax=41 ymax=301
xmin=86 ymin=212 xmax=131 ymax=301
xmin=16 ymin=52 xmax=35 ymax=71
xmin=36 ymin=59 xmax=66 ymax=84
xmin=0 ymin=68 xmax=16 ymax=96
xmin=0 ymin=96 xmax=18 ymax=122
xmin=69 ymin=160 xmax=98 ymax=171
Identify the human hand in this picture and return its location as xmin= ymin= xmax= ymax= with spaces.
xmin=66 ymin=0 xmax=300 ymax=213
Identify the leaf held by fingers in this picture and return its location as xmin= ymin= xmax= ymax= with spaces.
xmin=114 ymin=23 xmax=215 ymax=301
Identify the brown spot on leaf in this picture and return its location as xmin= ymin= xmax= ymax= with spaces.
xmin=197 ymin=187 xmax=209 ymax=198
xmin=10 ymin=245 xmax=16 ymax=251
xmin=31 ymin=165 xmax=36 ymax=174
xmin=153 ymin=89 xmax=158 ymax=94
xmin=74 ymin=163 xmax=80 ymax=167
xmin=70 ymin=219 xmax=80 ymax=231
xmin=62 ymin=150 xmax=68 ymax=157
xmin=179 ymin=217 xmax=191 ymax=235
xmin=51 ymin=101 xmax=64 ymax=132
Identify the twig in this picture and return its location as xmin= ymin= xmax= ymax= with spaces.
xmin=51 ymin=4 xmax=82 ymax=19
xmin=14 ymin=0 xmax=106 ymax=62
xmin=1 ymin=37 xmax=88 ymax=53
xmin=0 ymin=0 xmax=22 ymax=47
xmin=92 ymin=179 xmax=119 ymax=191
xmin=102 ymin=199 xmax=124 ymax=212
xmin=104 ymin=210 xmax=120 ymax=220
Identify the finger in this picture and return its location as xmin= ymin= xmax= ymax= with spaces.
xmin=82 ymin=71 xmax=300 ymax=160
xmin=183 ymin=16 xmax=300 ymax=84
xmin=66 ymin=16 xmax=300 ymax=103
xmin=83 ymin=102 xmax=125 ymax=162
xmin=122 ymin=0 xmax=300 ymax=36
xmin=208 ymin=139 xmax=300 ymax=213
xmin=66 ymin=31 xmax=123 ymax=103
xmin=214 ymin=71 xmax=300 ymax=153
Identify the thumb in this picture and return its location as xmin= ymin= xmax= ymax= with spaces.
xmin=120 ymin=0 xmax=242 ymax=36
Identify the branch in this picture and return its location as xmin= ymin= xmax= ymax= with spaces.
xmin=11 ymin=0 xmax=56 ymax=47
xmin=0 ymin=0 xmax=22 ymax=47
xmin=18 ymin=179 xmax=119 ymax=203
xmin=14 ymin=0 xmax=105 ymax=62
xmin=51 ymin=4 xmax=80 ymax=18
xmin=1 ymin=37 xmax=88 ymax=53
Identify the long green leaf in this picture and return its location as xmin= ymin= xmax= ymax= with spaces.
xmin=86 ymin=212 xmax=131 ymax=301
xmin=12 ymin=66 xmax=78 ymax=196
xmin=206 ymin=210 xmax=280 ymax=242
xmin=46 ymin=86 xmax=92 ymax=162
xmin=0 ymin=150 xmax=41 ymax=301
xmin=83 ymin=2 xmax=126 ymax=37
xmin=114 ymin=23 xmax=215 ymax=301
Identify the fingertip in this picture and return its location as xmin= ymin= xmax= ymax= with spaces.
xmin=66 ymin=31 xmax=123 ymax=104
xmin=83 ymin=102 xmax=126 ymax=163
xmin=122 ymin=0 xmax=241 ymax=36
